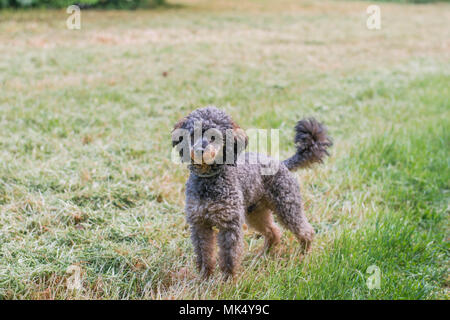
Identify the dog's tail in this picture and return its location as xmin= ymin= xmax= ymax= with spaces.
xmin=282 ymin=118 xmax=332 ymax=171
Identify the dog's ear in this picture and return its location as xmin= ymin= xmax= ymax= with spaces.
xmin=172 ymin=117 xmax=188 ymax=147
xmin=172 ymin=116 xmax=191 ymax=162
xmin=232 ymin=121 xmax=248 ymax=159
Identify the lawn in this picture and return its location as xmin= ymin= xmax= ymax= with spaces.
xmin=0 ymin=0 xmax=448 ymax=299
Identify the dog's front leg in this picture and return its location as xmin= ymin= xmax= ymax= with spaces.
xmin=190 ymin=224 xmax=217 ymax=278
xmin=217 ymin=222 xmax=243 ymax=279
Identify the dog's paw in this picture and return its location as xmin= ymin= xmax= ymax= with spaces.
xmin=199 ymin=266 xmax=214 ymax=279
xmin=298 ymin=223 xmax=315 ymax=253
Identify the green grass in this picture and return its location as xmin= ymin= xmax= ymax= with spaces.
xmin=0 ymin=0 xmax=449 ymax=299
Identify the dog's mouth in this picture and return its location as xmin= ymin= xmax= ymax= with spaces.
xmin=190 ymin=143 xmax=221 ymax=166
xmin=192 ymin=163 xmax=212 ymax=174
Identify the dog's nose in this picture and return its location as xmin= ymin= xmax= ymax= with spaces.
xmin=193 ymin=138 xmax=209 ymax=152
xmin=201 ymin=138 xmax=209 ymax=150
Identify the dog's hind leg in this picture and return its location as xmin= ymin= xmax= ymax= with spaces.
xmin=245 ymin=204 xmax=281 ymax=254
xmin=266 ymin=169 xmax=315 ymax=252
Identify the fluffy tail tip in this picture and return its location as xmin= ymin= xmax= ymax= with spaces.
xmin=284 ymin=118 xmax=333 ymax=170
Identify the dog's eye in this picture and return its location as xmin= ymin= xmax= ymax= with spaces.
xmin=209 ymin=136 xmax=215 ymax=142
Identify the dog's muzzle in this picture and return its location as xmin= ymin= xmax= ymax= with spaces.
xmin=191 ymin=138 xmax=221 ymax=165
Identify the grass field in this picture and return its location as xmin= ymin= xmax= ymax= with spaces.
xmin=0 ymin=0 xmax=449 ymax=299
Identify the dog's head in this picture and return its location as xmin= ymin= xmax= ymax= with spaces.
xmin=171 ymin=106 xmax=248 ymax=174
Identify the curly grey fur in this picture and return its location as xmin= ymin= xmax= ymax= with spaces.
xmin=173 ymin=106 xmax=332 ymax=279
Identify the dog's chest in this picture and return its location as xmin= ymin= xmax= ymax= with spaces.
xmin=186 ymin=196 xmax=241 ymax=228
xmin=185 ymin=174 xmax=243 ymax=227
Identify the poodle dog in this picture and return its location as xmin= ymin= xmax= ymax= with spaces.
xmin=171 ymin=106 xmax=332 ymax=278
